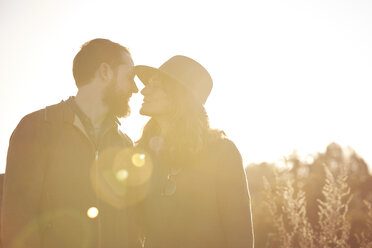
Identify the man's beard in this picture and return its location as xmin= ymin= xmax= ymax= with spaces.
xmin=102 ymin=79 xmax=131 ymax=118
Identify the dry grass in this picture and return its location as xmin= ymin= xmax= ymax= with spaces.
xmin=265 ymin=164 xmax=355 ymax=248
xmin=317 ymin=166 xmax=352 ymax=248
xmin=355 ymin=200 xmax=372 ymax=248
xmin=264 ymin=174 xmax=314 ymax=248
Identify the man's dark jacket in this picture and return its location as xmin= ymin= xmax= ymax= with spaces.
xmin=1 ymin=99 xmax=138 ymax=248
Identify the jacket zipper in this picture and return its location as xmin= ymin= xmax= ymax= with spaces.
xmin=95 ymin=149 xmax=102 ymax=248
xmin=71 ymin=122 xmax=112 ymax=248
xmin=94 ymin=127 xmax=112 ymax=248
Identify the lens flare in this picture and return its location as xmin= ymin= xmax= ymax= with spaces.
xmin=12 ymin=209 xmax=92 ymax=248
xmin=87 ymin=207 xmax=99 ymax=219
xmin=116 ymin=169 xmax=129 ymax=181
xmin=149 ymin=136 xmax=164 ymax=153
xmin=131 ymin=153 xmax=146 ymax=167
xmin=91 ymin=147 xmax=154 ymax=208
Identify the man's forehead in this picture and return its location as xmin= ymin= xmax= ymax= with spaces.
xmin=121 ymin=52 xmax=134 ymax=67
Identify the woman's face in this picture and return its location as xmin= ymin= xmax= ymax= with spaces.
xmin=140 ymin=77 xmax=173 ymax=117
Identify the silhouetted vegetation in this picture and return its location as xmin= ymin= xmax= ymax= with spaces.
xmin=246 ymin=142 xmax=372 ymax=248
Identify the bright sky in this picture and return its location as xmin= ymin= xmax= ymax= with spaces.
xmin=1 ymin=0 xmax=372 ymax=173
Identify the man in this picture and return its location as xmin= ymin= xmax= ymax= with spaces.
xmin=1 ymin=39 xmax=139 ymax=248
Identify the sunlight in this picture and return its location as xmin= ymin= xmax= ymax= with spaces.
xmin=87 ymin=207 xmax=99 ymax=219
xmin=1 ymin=1 xmax=372 ymax=247
xmin=115 ymin=169 xmax=129 ymax=181
xmin=148 ymin=136 xmax=164 ymax=153
xmin=131 ymin=153 xmax=146 ymax=167
xmin=1 ymin=0 xmax=372 ymax=172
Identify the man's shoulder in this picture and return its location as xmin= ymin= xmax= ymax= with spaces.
xmin=18 ymin=100 xmax=66 ymax=125
xmin=13 ymin=100 xmax=68 ymax=138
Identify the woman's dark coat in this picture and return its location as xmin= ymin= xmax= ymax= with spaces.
xmin=141 ymin=138 xmax=254 ymax=248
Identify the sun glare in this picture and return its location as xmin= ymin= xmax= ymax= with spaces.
xmin=115 ymin=169 xmax=129 ymax=181
xmin=87 ymin=207 xmax=99 ymax=219
xmin=131 ymin=153 xmax=146 ymax=167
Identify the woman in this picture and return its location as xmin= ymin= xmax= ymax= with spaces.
xmin=135 ymin=55 xmax=254 ymax=248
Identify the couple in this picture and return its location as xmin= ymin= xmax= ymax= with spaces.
xmin=1 ymin=38 xmax=254 ymax=248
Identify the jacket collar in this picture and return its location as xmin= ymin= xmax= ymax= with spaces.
xmin=63 ymin=96 xmax=121 ymax=128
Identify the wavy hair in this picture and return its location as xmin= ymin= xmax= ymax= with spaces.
xmin=136 ymin=79 xmax=224 ymax=164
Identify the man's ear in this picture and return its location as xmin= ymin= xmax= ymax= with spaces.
xmin=97 ymin=63 xmax=114 ymax=82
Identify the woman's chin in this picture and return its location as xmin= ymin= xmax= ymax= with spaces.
xmin=139 ymin=107 xmax=152 ymax=117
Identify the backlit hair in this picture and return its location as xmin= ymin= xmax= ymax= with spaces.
xmin=73 ymin=38 xmax=131 ymax=88
xmin=137 ymin=79 xmax=224 ymax=164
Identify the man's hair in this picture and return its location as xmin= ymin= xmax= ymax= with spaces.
xmin=73 ymin=38 xmax=131 ymax=88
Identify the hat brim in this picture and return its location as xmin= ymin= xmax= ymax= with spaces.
xmin=135 ymin=65 xmax=179 ymax=86
xmin=135 ymin=64 xmax=205 ymax=105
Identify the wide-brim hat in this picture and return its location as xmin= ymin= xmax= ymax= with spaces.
xmin=135 ymin=55 xmax=213 ymax=105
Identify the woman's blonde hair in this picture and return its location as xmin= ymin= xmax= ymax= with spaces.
xmin=137 ymin=79 xmax=224 ymax=164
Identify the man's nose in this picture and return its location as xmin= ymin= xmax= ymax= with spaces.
xmin=132 ymin=80 xmax=139 ymax=94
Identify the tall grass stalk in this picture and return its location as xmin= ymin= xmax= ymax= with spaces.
xmin=317 ymin=166 xmax=352 ymax=248
xmin=264 ymin=174 xmax=314 ymax=248
xmin=355 ymin=200 xmax=372 ymax=248
xmin=265 ymin=164 xmax=353 ymax=248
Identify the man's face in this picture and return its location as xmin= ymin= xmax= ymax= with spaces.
xmin=103 ymin=52 xmax=138 ymax=118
